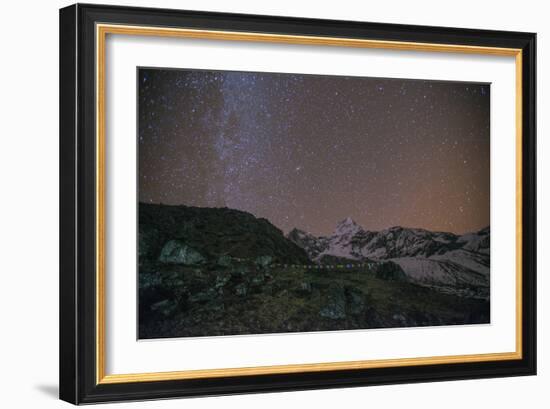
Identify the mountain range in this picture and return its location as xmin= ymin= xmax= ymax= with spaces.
xmin=138 ymin=203 xmax=490 ymax=338
xmin=287 ymin=218 xmax=490 ymax=299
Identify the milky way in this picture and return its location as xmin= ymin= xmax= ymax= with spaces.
xmin=138 ymin=68 xmax=490 ymax=236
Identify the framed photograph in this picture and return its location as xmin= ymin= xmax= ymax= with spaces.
xmin=59 ymin=3 xmax=536 ymax=404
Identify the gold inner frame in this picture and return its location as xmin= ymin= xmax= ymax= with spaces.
xmin=95 ymin=23 xmax=523 ymax=385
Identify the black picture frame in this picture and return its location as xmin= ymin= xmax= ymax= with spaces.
xmin=60 ymin=3 xmax=536 ymax=404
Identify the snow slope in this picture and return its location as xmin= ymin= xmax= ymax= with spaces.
xmin=288 ymin=221 xmax=490 ymax=298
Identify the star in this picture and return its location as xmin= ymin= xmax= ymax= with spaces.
xmin=138 ymin=68 xmax=490 ymax=235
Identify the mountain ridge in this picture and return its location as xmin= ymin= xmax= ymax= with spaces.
xmin=287 ymin=219 xmax=490 ymax=299
xmin=138 ymin=204 xmax=490 ymax=338
xmin=288 ymin=221 xmax=489 ymax=261
xmin=139 ymin=202 xmax=310 ymax=265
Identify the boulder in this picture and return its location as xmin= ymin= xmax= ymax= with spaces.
xmin=158 ymin=240 xmax=205 ymax=265
xmin=150 ymin=299 xmax=177 ymax=317
xmin=255 ymin=255 xmax=273 ymax=268
xmin=346 ymin=287 xmax=368 ymax=315
xmin=217 ymin=254 xmax=233 ymax=267
xmin=319 ymin=284 xmax=346 ymax=319
xmin=189 ymin=287 xmax=218 ymax=303
xmin=214 ymin=272 xmax=231 ymax=289
xmin=235 ymin=283 xmax=248 ymax=296
xmin=251 ymin=273 xmax=266 ymax=286
xmin=392 ymin=313 xmax=408 ymax=325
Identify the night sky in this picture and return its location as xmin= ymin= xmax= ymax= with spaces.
xmin=138 ymin=68 xmax=490 ymax=236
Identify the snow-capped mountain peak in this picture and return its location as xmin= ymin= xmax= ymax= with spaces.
xmin=334 ymin=217 xmax=363 ymax=236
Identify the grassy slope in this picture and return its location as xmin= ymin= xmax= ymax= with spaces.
xmin=139 ymin=261 xmax=489 ymax=339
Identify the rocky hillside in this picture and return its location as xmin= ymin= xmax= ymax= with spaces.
xmin=139 ymin=259 xmax=489 ymax=339
xmin=139 ymin=202 xmax=310 ymax=266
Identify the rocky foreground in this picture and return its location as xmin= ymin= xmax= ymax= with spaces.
xmin=138 ymin=203 xmax=489 ymax=339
